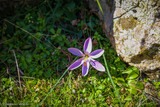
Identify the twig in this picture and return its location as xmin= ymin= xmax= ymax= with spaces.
xmin=113 ymin=2 xmax=139 ymax=19
xmin=12 ymin=50 xmax=22 ymax=90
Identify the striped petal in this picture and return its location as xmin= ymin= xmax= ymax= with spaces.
xmin=82 ymin=61 xmax=90 ymax=76
xmin=68 ymin=58 xmax=83 ymax=70
xmin=90 ymin=49 xmax=104 ymax=59
xmin=83 ymin=37 xmax=92 ymax=53
xmin=90 ymin=59 xmax=105 ymax=71
xmin=68 ymin=48 xmax=83 ymax=56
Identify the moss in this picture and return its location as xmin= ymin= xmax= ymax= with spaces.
xmin=119 ymin=16 xmax=138 ymax=30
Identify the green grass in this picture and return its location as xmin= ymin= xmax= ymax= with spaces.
xmin=0 ymin=0 xmax=159 ymax=106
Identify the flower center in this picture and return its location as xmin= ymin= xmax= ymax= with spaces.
xmin=83 ymin=54 xmax=89 ymax=62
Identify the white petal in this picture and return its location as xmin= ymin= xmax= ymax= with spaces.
xmin=90 ymin=49 xmax=104 ymax=59
xmin=82 ymin=61 xmax=90 ymax=76
xmin=68 ymin=58 xmax=83 ymax=70
xmin=68 ymin=48 xmax=83 ymax=56
xmin=90 ymin=59 xmax=105 ymax=71
xmin=83 ymin=37 xmax=92 ymax=53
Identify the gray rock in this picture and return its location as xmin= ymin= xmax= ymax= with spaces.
xmin=89 ymin=0 xmax=160 ymax=75
xmin=113 ymin=0 xmax=160 ymax=72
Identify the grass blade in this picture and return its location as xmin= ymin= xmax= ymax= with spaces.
xmin=100 ymin=43 xmax=122 ymax=107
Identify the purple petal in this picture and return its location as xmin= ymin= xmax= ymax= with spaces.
xmin=83 ymin=37 xmax=92 ymax=53
xmin=82 ymin=62 xmax=90 ymax=76
xmin=68 ymin=48 xmax=83 ymax=56
xmin=68 ymin=58 xmax=83 ymax=70
xmin=90 ymin=49 xmax=104 ymax=59
xmin=90 ymin=60 xmax=105 ymax=72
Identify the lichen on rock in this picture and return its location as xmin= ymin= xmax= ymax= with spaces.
xmin=119 ymin=16 xmax=138 ymax=30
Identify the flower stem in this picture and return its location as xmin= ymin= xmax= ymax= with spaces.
xmin=96 ymin=0 xmax=104 ymax=14
xmin=100 ymin=43 xmax=122 ymax=107
xmin=95 ymin=1 xmax=121 ymax=105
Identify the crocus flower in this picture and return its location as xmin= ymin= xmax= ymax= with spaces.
xmin=68 ymin=37 xmax=105 ymax=76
